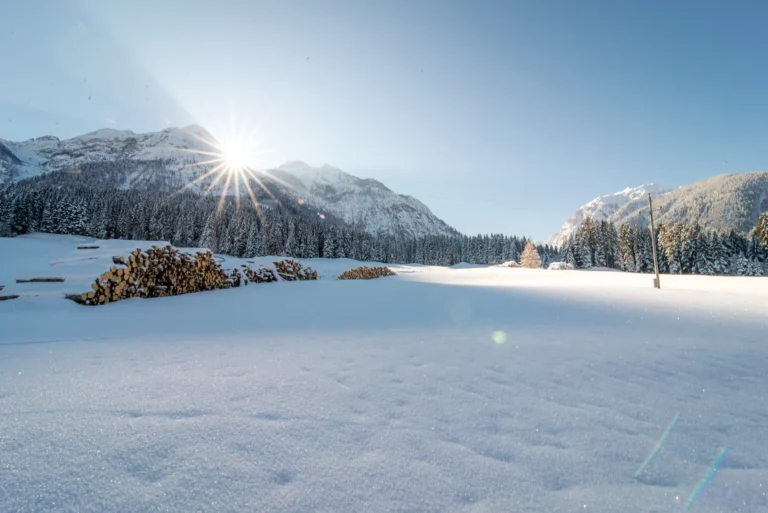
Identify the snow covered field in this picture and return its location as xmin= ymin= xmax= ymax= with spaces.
xmin=1 ymin=234 xmax=767 ymax=512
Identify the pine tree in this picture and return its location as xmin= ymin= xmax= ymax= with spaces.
xmin=755 ymin=212 xmax=768 ymax=253
xmin=618 ymin=223 xmax=635 ymax=271
xmin=659 ymin=222 xmax=683 ymax=274
xmin=69 ymin=200 xmax=88 ymax=235
xmin=561 ymin=235 xmax=577 ymax=266
xmin=520 ymin=241 xmax=541 ymax=268
xmin=199 ymin=212 xmax=219 ymax=252
xmin=322 ymin=231 xmax=336 ymax=258
xmin=583 ymin=215 xmax=598 ymax=266
xmin=574 ymin=224 xmax=592 ymax=269
xmin=735 ymin=254 xmax=750 ymax=276
xmin=231 ymin=217 xmax=248 ymax=257
xmin=284 ymin=222 xmax=297 ymax=256
xmin=594 ymin=222 xmax=608 ymax=268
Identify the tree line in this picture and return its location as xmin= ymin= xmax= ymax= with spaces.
xmin=560 ymin=215 xmax=767 ymax=276
xmin=0 ymin=168 xmax=558 ymax=266
xmin=1 ymin=163 xmax=766 ymax=275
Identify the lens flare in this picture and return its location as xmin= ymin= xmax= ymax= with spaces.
xmin=492 ymin=331 xmax=507 ymax=344
xmin=634 ymin=413 xmax=679 ymax=479
xmin=685 ymin=447 xmax=728 ymax=510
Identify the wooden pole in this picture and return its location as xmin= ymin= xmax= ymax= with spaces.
xmin=648 ymin=193 xmax=661 ymax=289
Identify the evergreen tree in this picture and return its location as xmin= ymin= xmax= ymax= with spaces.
xmin=573 ymin=224 xmax=592 ymax=269
xmin=561 ymin=235 xmax=577 ymax=266
xmin=618 ymin=223 xmax=635 ymax=272
xmin=755 ymin=212 xmax=768 ymax=253
xmin=322 ymin=231 xmax=336 ymax=258
xmin=583 ymin=215 xmax=598 ymax=266
xmin=199 ymin=211 xmax=219 ymax=252
xmin=284 ymin=222 xmax=297 ymax=256
xmin=520 ymin=241 xmax=541 ymax=268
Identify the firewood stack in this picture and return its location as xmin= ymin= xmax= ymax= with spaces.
xmin=241 ymin=265 xmax=278 ymax=283
xmin=72 ymin=245 xmax=241 ymax=306
xmin=241 ymin=259 xmax=317 ymax=282
xmin=273 ymin=259 xmax=318 ymax=281
xmin=337 ymin=266 xmax=396 ymax=280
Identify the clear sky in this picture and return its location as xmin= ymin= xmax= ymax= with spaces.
xmin=2 ymin=0 xmax=767 ymax=241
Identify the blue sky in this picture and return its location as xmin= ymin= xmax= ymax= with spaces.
xmin=2 ymin=0 xmax=767 ymax=241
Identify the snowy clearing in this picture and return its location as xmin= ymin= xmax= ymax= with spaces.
xmin=1 ymin=234 xmax=768 ymax=512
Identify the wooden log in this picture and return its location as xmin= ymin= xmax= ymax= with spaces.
xmin=16 ymin=277 xmax=66 ymax=283
xmin=0 ymin=294 xmax=20 ymax=301
xmin=77 ymin=245 xmax=100 ymax=250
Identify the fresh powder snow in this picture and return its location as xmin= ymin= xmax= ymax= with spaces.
xmin=1 ymin=234 xmax=767 ymax=512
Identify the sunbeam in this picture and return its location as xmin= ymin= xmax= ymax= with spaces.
xmin=176 ymin=123 xmax=279 ymax=214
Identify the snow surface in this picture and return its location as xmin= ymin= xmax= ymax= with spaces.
xmin=2 ymin=234 xmax=768 ymax=512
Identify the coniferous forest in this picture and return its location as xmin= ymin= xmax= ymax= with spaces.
xmin=1 ymin=161 xmax=766 ymax=275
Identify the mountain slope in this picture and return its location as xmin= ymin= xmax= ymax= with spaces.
xmin=615 ymin=172 xmax=768 ymax=234
xmin=551 ymin=172 xmax=768 ymax=247
xmin=0 ymin=127 xmax=456 ymax=238
xmin=0 ymin=125 xmax=217 ymax=184
xmin=270 ymin=161 xmax=457 ymax=238
xmin=549 ymin=184 xmax=671 ymax=247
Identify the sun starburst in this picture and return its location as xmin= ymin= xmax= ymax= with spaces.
xmin=176 ymin=124 xmax=291 ymax=215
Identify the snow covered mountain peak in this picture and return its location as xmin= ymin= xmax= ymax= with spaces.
xmin=1 ymin=126 xmax=456 ymax=238
xmin=74 ymin=128 xmax=138 ymax=141
xmin=270 ymin=161 xmax=453 ymax=237
xmin=584 ymin=183 xmax=666 ymax=208
xmin=549 ymin=183 xmax=672 ymax=248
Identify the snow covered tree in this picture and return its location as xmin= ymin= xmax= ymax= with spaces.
xmin=659 ymin=222 xmax=683 ymax=274
xmin=284 ymin=222 xmax=297 ymax=256
xmin=754 ymin=212 xmax=768 ymax=253
xmin=520 ymin=241 xmax=541 ymax=268
xmin=618 ymin=223 xmax=635 ymax=271
xmin=322 ymin=231 xmax=336 ymax=258
xmin=561 ymin=235 xmax=577 ymax=267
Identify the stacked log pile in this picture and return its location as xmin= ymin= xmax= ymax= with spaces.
xmin=337 ymin=266 xmax=396 ymax=280
xmin=70 ymin=246 xmax=318 ymax=306
xmin=16 ymin=277 xmax=65 ymax=283
xmin=72 ymin=245 xmax=241 ymax=306
xmin=241 ymin=265 xmax=278 ymax=283
xmin=273 ymin=259 xmax=318 ymax=281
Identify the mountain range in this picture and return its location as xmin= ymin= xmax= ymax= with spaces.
xmin=0 ymin=126 xmax=456 ymax=239
xmin=3 ymin=125 xmax=766 ymax=245
xmin=551 ymin=172 xmax=768 ymax=247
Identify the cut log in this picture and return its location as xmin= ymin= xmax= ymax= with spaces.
xmin=0 ymin=294 xmax=20 ymax=301
xmin=77 ymin=245 xmax=100 ymax=250
xmin=16 ymin=277 xmax=66 ymax=283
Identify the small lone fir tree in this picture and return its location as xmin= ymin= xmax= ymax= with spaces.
xmin=520 ymin=241 xmax=541 ymax=269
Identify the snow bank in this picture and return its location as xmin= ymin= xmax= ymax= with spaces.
xmin=1 ymin=234 xmax=767 ymax=513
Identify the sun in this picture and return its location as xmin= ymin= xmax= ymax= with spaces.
xmin=220 ymin=139 xmax=249 ymax=171
xmin=178 ymin=122 xmax=297 ymax=214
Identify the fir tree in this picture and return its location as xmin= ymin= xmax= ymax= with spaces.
xmin=520 ymin=241 xmax=541 ymax=268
